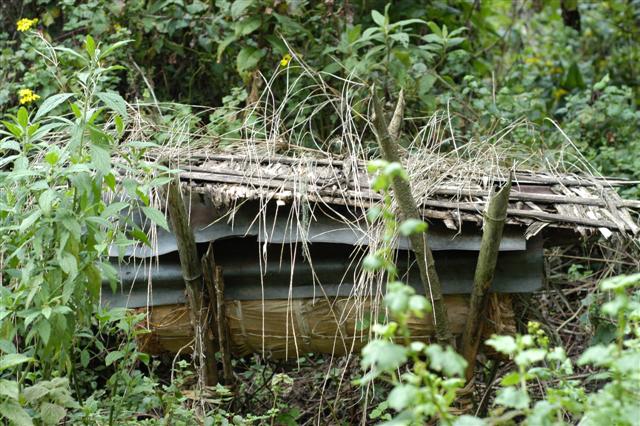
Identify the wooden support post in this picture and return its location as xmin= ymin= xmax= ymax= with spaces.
xmin=461 ymin=176 xmax=512 ymax=381
xmin=165 ymin=178 xmax=218 ymax=386
xmin=371 ymin=88 xmax=453 ymax=346
xmin=213 ymin=265 xmax=235 ymax=386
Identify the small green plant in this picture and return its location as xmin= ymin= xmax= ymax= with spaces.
xmin=358 ymin=159 xmax=468 ymax=425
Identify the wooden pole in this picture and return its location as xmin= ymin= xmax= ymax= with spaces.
xmin=461 ymin=176 xmax=512 ymax=381
xmin=370 ymin=88 xmax=453 ymax=346
xmin=165 ymin=178 xmax=218 ymax=386
xmin=213 ymin=265 xmax=234 ymax=386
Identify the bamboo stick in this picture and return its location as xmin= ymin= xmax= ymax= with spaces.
xmin=371 ymin=88 xmax=453 ymax=346
xmin=461 ymin=176 xmax=512 ymax=381
xmin=165 ymin=178 xmax=218 ymax=386
xmin=213 ymin=265 xmax=235 ymax=386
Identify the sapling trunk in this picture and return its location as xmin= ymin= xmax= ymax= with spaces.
xmin=165 ymin=178 xmax=218 ymax=386
xmin=370 ymin=88 xmax=453 ymax=346
xmin=461 ymin=176 xmax=512 ymax=381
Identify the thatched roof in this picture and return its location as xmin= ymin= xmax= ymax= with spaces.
xmin=173 ymin=153 xmax=640 ymax=240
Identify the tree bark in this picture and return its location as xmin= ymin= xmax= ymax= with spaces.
xmin=165 ymin=178 xmax=218 ymax=386
xmin=461 ymin=176 xmax=512 ymax=381
xmin=370 ymin=89 xmax=453 ymax=346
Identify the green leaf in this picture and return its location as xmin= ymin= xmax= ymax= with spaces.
xmin=34 ymin=93 xmax=74 ymax=121
xmin=361 ymin=339 xmax=407 ymax=371
xmin=23 ymin=384 xmax=49 ymax=403
xmin=59 ymin=252 xmax=78 ymax=277
xmin=387 ymin=384 xmax=418 ymax=411
xmin=90 ymin=144 xmax=112 ymax=174
xmin=19 ymin=210 xmax=42 ymax=234
xmin=563 ymin=62 xmax=585 ymax=90
xmin=425 ymin=344 xmax=467 ymax=377
xmin=362 ymin=254 xmax=383 ymax=271
xmin=453 ymin=415 xmax=486 ymax=426
xmin=600 ymin=273 xmax=640 ymax=291
xmin=495 ymin=386 xmax=530 ymax=410
xmin=40 ymin=402 xmax=66 ymax=425
xmin=371 ymin=10 xmax=386 ymax=27
xmin=236 ymin=46 xmax=265 ymax=74
xmin=141 ymin=206 xmax=169 ymax=231
xmin=0 ymin=353 xmax=32 ymax=372
xmin=38 ymin=320 xmax=51 ymax=345
xmin=17 ymin=107 xmax=29 ymax=128
xmin=105 ymin=350 xmax=124 ymax=366
xmin=514 ymin=348 xmax=546 ymax=366
xmin=578 ymin=345 xmax=612 ymax=366
xmin=398 ymin=219 xmax=428 ymax=236
xmin=96 ymin=91 xmax=128 ymax=118
xmin=0 ymin=380 xmax=19 ymax=400
xmin=99 ymin=39 xmax=133 ymax=61
xmin=486 ymin=335 xmax=517 ymax=356
xmin=0 ymin=401 xmax=33 ymax=426
xmin=235 ymin=16 xmax=262 ymax=36
xmin=231 ymin=0 xmax=254 ymax=19
xmin=85 ymin=35 xmax=96 ymax=58
xmin=38 ymin=190 xmax=56 ymax=215
xmin=216 ymin=35 xmax=238 ymax=63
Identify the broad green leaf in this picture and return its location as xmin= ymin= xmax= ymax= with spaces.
xmin=0 ymin=353 xmax=32 ymax=372
xmin=59 ymin=252 xmax=78 ymax=277
xmin=236 ymin=46 xmax=265 ymax=74
xmin=23 ymin=384 xmax=49 ymax=403
xmin=371 ymin=10 xmax=386 ymax=27
xmin=387 ymin=384 xmax=418 ymax=411
xmin=495 ymin=386 xmax=530 ymax=410
xmin=40 ymin=402 xmax=66 ymax=425
xmin=90 ymin=144 xmax=112 ymax=175
xmin=231 ymin=0 xmax=253 ymax=19
xmin=34 ymin=93 xmax=74 ymax=120
xmin=141 ymin=206 xmax=169 ymax=231
xmin=486 ymin=335 xmax=517 ymax=356
xmin=105 ymin=350 xmax=124 ymax=366
xmin=425 ymin=344 xmax=467 ymax=377
xmin=19 ymin=210 xmax=42 ymax=233
xmin=0 ymin=401 xmax=33 ymax=426
xmin=361 ymin=339 xmax=407 ymax=371
xmin=17 ymin=107 xmax=29 ymax=128
xmin=0 ymin=380 xmax=19 ymax=400
xmin=398 ymin=219 xmax=428 ymax=236
xmin=96 ymin=91 xmax=128 ymax=118
xmin=38 ymin=190 xmax=56 ymax=215
xmin=453 ymin=415 xmax=486 ymax=426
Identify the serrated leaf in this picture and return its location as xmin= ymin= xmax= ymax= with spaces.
xmin=0 ymin=401 xmax=33 ymax=426
xmin=34 ymin=93 xmax=74 ymax=121
xmin=40 ymin=402 xmax=66 ymax=425
xmin=23 ymin=384 xmax=49 ymax=403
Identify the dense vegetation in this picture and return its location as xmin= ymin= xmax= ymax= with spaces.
xmin=0 ymin=1 xmax=639 ymax=425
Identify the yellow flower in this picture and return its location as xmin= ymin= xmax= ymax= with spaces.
xmin=280 ymin=53 xmax=292 ymax=67
xmin=18 ymin=89 xmax=41 ymax=105
xmin=553 ymin=88 xmax=568 ymax=99
xmin=16 ymin=18 xmax=39 ymax=32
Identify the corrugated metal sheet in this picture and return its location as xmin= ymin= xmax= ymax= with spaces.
xmin=103 ymin=235 xmax=543 ymax=309
xmin=112 ymin=199 xmax=526 ymax=258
